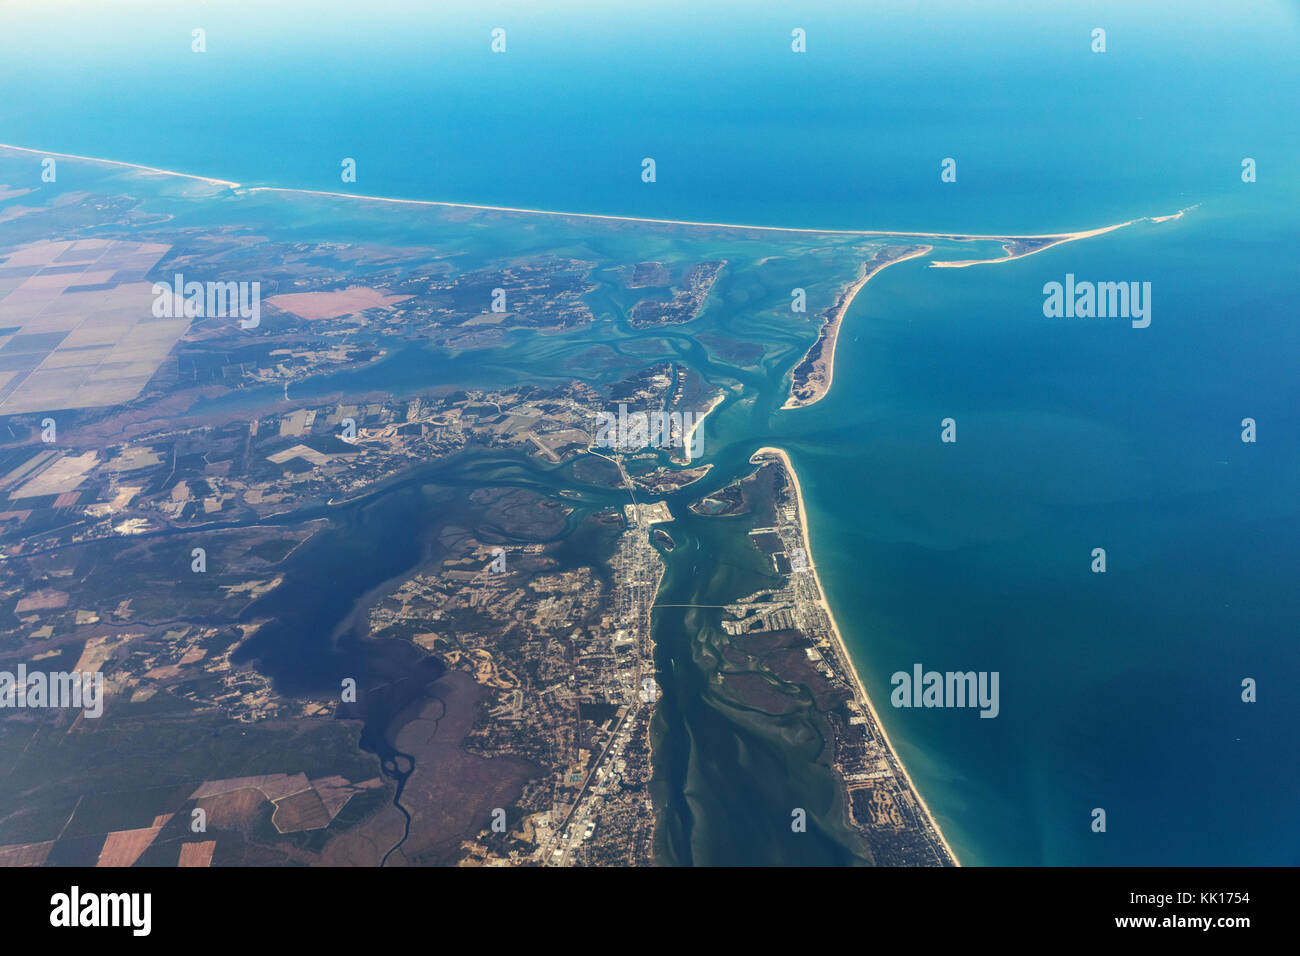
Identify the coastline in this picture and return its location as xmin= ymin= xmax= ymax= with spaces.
xmin=0 ymin=137 xmax=1200 ymax=865
xmin=241 ymin=185 xmax=1165 ymax=245
xmin=928 ymin=219 xmax=1133 ymax=268
xmin=782 ymin=245 xmax=932 ymax=410
xmin=750 ymin=445 xmax=961 ymax=866
xmin=0 ymin=142 xmax=1180 ymax=243
xmin=784 ymin=210 xmax=1195 ymax=409
xmin=678 ymin=389 xmax=727 ymax=464
xmin=929 ymin=207 xmax=1193 ymax=268
xmin=0 ymin=142 xmax=239 ymax=188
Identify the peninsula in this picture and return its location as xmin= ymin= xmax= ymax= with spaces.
xmin=747 ymin=447 xmax=958 ymax=865
xmin=783 ymin=245 xmax=932 ymax=409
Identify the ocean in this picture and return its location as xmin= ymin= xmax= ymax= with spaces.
xmin=1 ymin=0 xmax=1296 ymax=864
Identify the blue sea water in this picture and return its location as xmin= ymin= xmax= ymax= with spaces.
xmin=1 ymin=0 xmax=1296 ymax=864
xmin=4 ymin=1 xmax=1297 ymax=232
xmin=783 ymin=199 xmax=1300 ymax=864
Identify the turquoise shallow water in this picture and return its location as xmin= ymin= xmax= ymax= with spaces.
xmin=779 ymin=197 xmax=1300 ymax=864
xmin=1 ymin=0 xmax=1296 ymax=864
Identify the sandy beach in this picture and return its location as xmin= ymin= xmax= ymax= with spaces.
xmin=244 ymin=183 xmax=1167 ymax=246
xmin=679 ymin=389 xmax=727 ymax=463
xmin=782 ymin=245 xmax=932 ymax=409
xmin=1 ymin=142 xmax=1183 ymax=249
xmin=927 ymin=219 xmax=1139 ymax=268
xmin=929 ymin=207 xmax=1194 ymax=268
xmin=0 ymin=142 xmax=240 ymax=188
xmin=750 ymin=445 xmax=961 ymax=866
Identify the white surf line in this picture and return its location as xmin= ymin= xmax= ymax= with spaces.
xmin=930 ymin=205 xmax=1198 ymax=267
xmin=751 ymin=445 xmax=960 ymax=866
xmin=0 ymin=142 xmax=240 ymax=188
xmin=0 ymin=141 xmax=1188 ymax=246
xmin=244 ymin=183 xmax=1166 ymax=244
